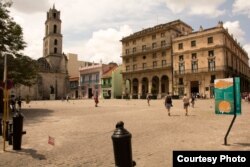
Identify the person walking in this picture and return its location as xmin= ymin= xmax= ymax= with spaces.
xmin=146 ymin=94 xmax=151 ymax=106
xmin=17 ymin=96 xmax=22 ymax=111
xmin=94 ymin=90 xmax=99 ymax=107
xmin=183 ymin=94 xmax=190 ymax=116
xmin=191 ymin=94 xmax=195 ymax=108
xmin=165 ymin=92 xmax=172 ymax=116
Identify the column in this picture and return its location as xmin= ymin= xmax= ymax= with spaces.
xmin=148 ymin=80 xmax=152 ymax=95
xmin=158 ymin=79 xmax=161 ymax=99
xmin=138 ymin=80 xmax=142 ymax=99
xmin=122 ymin=79 xmax=126 ymax=99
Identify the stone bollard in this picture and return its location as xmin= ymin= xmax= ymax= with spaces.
xmin=12 ymin=112 xmax=26 ymax=150
xmin=111 ymin=121 xmax=136 ymax=167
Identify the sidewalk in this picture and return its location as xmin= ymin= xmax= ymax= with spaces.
xmin=0 ymin=99 xmax=250 ymax=166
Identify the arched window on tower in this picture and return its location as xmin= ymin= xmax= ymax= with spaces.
xmin=54 ymin=47 xmax=57 ymax=53
xmin=46 ymin=25 xmax=48 ymax=35
xmin=53 ymin=13 xmax=56 ymax=18
xmin=54 ymin=39 xmax=57 ymax=45
xmin=53 ymin=25 xmax=57 ymax=33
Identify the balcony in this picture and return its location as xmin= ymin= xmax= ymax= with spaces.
xmin=174 ymin=66 xmax=226 ymax=76
xmin=80 ymin=80 xmax=100 ymax=86
xmin=122 ymin=63 xmax=172 ymax=74
xmin=101 ymin=83 xmax=112 ymax=88
xmin=121 ymin=43 xmax=171 ymax=57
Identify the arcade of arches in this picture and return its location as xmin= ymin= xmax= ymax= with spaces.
xmin=123 ymin=74 xmax=171 ymax=99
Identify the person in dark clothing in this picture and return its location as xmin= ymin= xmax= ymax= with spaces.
xmin=165 ymin=92 xmax=172 ymax=116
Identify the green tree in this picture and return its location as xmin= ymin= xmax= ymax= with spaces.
xmin=0 ymin=1 xmax=38 ymax=111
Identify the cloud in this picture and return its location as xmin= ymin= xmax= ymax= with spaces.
xmin=80 ymin=25 xmax=133 ymax=64
xmin=233 ymin=0 xmax=250 ymax=17
xmin=164 ymin=0 xmax=226 ymax=17
xmin=243 ymin=44 xmax=250 ymax=64
xmin=12 ymin=0 xmax=50 ymax=13
xmin=223 ymin=21 xmax=245 ymax=43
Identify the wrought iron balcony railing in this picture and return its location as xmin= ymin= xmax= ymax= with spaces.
xmin=122 ymin=63 xmax=172 ymax=73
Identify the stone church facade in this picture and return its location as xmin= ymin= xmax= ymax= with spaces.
xmin=18 ymin=5 xmax=68 ymax=100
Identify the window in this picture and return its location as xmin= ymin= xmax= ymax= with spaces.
xmin=162 ymin=60 xmax=166 ymax=66
xmin=142 ymin=37 xmax=145 ymax=42
xmin=192 ymin=61 xmax=198 ymax=73
xmin=192 ymin=53 xmax=197 ymax=59
xmin=162 ymin=51 xmax=166 ymax=57
xmin=179 ymin=63 xmax=185 ymax=74
xmin=54 ymin=47 xmax=57 ymax=53
xmin=126 ymin=65 xmax=130 ymax=71
xmin=210 ymin=75 xmax=216 ymax=83
xmin=161 ymin=32 xmax=165 ymax=37
xmin=53 ymin=13 xmax=56 ymax=18
xmin=125 ymin=49 xmax=129 ymax=55
xmin=54 ymin=39 xmax=57 ymax=45
xmin=179 ymin=55 xmax=184 ymax=61
xmin=133 ymin=40 xmax=136 ymax=45
xmin=125 ymin=58 xmax=129 ymax=63
xmin=153 ymin=61 xmax=157 ymax=68
xmin=142 ymin=63 xmax=147 ymax=69
xmin=133 ymin=64 xmax=137 ymax=70
xmin=178 ymin=43 xmax=183 ymax=50
xmin=208 ymin=50 xmax=214 ymax=57
xmin=53 ymin=25 xmax=57 ymax=33
xmin=208 ymin=60 xmax=215 ymax=71
xmin=191 ymin=40 xmax=196 ymax=47
xmin=133 ymin=47 xmax=136 ymax=53
xmin=46 ymin=25 xmax=48 ymax=35
xmin=152 ymin=53 xmax=157 ymax=59
xmin=142 ymin=45 xmax=146 ymax=51
xmin=179 ymin=78 xmax=183 ymax=85
xmin=143 ymin=55 xmax=146 ymax=60
xmin=161 ymin=40 xmax=166 ymax=47
xmin=152 ymin=42 xmax=157 ymax=48
xmin=152 ymin=34 xmax=156 ymax=40
xmin=133 ymin=57 xmax=137 ymax=62
xmin=96 ymin=73 xmax=99 ymax=82
xmin=208 ymin=37 xmax=213 ymax=44
xmin=125 ymin=42 xmax=129 ymax=46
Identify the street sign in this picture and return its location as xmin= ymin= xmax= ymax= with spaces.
xmin=214 ymin=77 xmax=241 ymax=115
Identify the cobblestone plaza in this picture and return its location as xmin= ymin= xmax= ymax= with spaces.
xmin=0 ymin=99 xmax=250 ymax=166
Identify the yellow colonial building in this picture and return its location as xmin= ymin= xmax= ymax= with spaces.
xmin=121 ymin=20 xmax=250 ymax=99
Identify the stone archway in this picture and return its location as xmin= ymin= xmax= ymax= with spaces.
xmin=161 ymin=75 xmax=169 ymax=96
xmin=141 ymin=77 xmax=149 ymax=99
xmin=132 ymin=78 xmax=139 ymax=98
xmin=152 ymin=76 xmax=159 ymax=97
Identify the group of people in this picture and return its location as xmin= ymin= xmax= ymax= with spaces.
xmin=10 ymin=96 xmax=22 ymax=112
xmin=164 ymin=93 xmax=195 ymax=116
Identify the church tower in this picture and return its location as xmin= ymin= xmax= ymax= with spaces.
xmin=43 ymin=5 xmax=65 ymax=72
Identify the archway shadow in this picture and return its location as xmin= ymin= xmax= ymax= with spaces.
xmin=6 ymin=148 xmax=46 ymax=160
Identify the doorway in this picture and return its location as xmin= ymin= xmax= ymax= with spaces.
xmin=88 ymin=88 xmax=92 ymax=98
xmin=190 ymin=81 xmax=199 ymax=95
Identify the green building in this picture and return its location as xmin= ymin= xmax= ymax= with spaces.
xmin=101 ymin=65 xmax=122 ymax=99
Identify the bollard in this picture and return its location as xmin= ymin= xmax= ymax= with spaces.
xmin=8 ymin=122 xmax=13 ymax=145
xmin=12 ymin=112 xmax=26 ymax=150
xmin=111 ymin=121 xmax=136 ymax=167
xmin=5 ymin=120 xmax=9 ymax=141
xmin=0 ymin=118 xmax=2 ymax=136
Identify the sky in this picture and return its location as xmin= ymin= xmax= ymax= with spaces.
xmin=6 ymin=0 xmax=250 ymax=64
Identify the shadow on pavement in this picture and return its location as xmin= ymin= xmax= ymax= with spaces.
xmin=234 ymin=143 xmax=250 ymax=147
xmin=21 ymin=108 xmax=54 ymax=124
xmin=6 ymin=148 xmax=46 ymax=160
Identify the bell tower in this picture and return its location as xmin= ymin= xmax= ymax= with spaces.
xmin=43 ymin=4 xmax=63 ymax=72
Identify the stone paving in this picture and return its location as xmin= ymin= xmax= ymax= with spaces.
xmin=0 ymin=98 xmax=250 ymax=167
